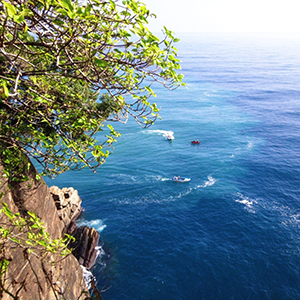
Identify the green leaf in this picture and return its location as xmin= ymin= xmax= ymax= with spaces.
xmin=0 ymin=81 xmax=9 ymax=99
xmin=31 ymin=223 xmax=40 ymax=229
xmin=0 ymin=259 xmax=10 ymax=275
xmin=27 ymin=211 xmax=36 ymax=218
xmin=59 ymin=0 xmax=73 ymax=12
xmin=109 ymin=0 xmax=116 ymax=9
xmin=38 ymin=240 xmax=48 ymax=247
xmin=13 ymin=14 xmax=24 ymax=23
xmin=107 ymin=124 xmax=114 ymax=131
xmin=10 ymin=237 xmax=20 ymax=244
xmin=145 ymin=86 xmax=156 ymax=97
xmin=93 ymin=57 xmax=108 ymax=68
xmin=3 ymin=1 xmax=17 ymax=18
xmin=56 ymin=8 xmax=69 ymax=16
xmin=131 ymin=27 xmax=144 ymax=37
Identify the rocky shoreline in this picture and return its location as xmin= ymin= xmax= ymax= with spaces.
xmin=0 ymin=162 xmax=100 ymax=299
xmin=50 ymin=186 xmax=100 ymax=270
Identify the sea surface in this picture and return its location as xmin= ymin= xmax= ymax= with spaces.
xmin=46 ymin=33 xmax=300 ymax=299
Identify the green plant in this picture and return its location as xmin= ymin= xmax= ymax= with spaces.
xmin=0 ymin=201 xmax=76 ymax=298
xmin=0 ymin=202 xmax=74 ymax=258
xmin=0 ymin=0 xmax=184 ymax=179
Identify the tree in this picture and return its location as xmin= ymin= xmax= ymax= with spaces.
xmin=0 ymin=0 xmax=184 ymax=179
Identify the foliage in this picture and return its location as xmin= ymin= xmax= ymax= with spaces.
xmin=0 ymin=202 xmax=74 ymax=257
xmin=0 ymin=0 xmax=184 ymax=178
xmin=0 ymin=201 xmax=76 ymax=298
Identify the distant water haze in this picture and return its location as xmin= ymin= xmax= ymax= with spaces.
xmin=143 ymin=0 xmax=300 ymax=34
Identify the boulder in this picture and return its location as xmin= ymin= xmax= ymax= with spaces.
xmin=49 ymin=186 xmax=82 ymax=234
xmin=70 ymin=226 xmax=100 ymax=269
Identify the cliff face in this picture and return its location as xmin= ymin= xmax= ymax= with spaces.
xmin=49 ymin=186 xmax=100 ymax=269
xmin=0 ymin=163 xmax=90 ymax=299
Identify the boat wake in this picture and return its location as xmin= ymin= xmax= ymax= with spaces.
xmin=175 ymin=176 xmax=217 ymax=199
xmin=160 ymin=177 xmax=170 ymax=181
xmin=145 ymin=175 xmax=170 ymax=182
xmin=203 ymin=176 xmax=216 ymax=187
xmin=235 ymin=193 xmax=258 ymax=213
xmin=108 ymin=176 xmax=217 ymax=204
xmin=143 ymin=129 xmax=174 ymax=138
xmin=110 ymin=194 xmax=176 ymax=205
xmin=195 ymin=176 xmax=217 ymax=189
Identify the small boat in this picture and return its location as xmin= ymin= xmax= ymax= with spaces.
xmin=165 ymin=134 xmax=174 ymax=140
xmin=172 ymin=176 xmax=191 ymax=182
xmin=191 ymin=140 xmax=200 ymax=144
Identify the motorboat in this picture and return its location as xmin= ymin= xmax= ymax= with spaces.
xmin=172 ymin=176 xmax=191 ymax=182
xmin=191 ymin=140 xmax=200 ymax=144
xmin=165 ymin=134 xmax=174 ymax=140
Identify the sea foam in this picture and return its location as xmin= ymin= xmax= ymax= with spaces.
xmin=195 ymin=176 xmax=216 ymax=189
xmin=203 ymin=176 xmax=216 ymax=187
xmin=81 ymin=265 xmax=94 ymax=290
xmin=76 ymin=219 xmax=107 ymax=233
xmin=235 ymin=193 xmax=258 ymax=213
xmin=143 ymin=129 xmax=174 ymax=137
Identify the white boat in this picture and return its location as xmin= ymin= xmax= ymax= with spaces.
xmin=165 ymin=134 xmax=174 ymax=140
xmin=172 ymin=176 xmax=191 ymax=182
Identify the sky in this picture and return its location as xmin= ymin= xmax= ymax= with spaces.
xmin=142 ymin=0 xmax=300 ymax=33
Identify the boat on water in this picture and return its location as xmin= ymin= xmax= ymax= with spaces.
xmin=165 ymin=134 xmax=174 ymax=140
xmin=191 ymin=140 xmax=200 ymax=144
xmin=172 ymin=176 xmax=191 ymax=182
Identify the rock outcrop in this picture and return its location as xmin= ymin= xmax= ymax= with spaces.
xmin=49 ymin=186 xmax=100 ymax=269
xmin=70 ymin=226 xmax=100 ymax=269
xmin=49 ymin=186 xmax=82 ymax=234
xmin=0 ymin=163 xmax=98 ymax=300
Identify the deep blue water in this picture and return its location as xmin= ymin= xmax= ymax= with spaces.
xmin=46 ymin=33 xmax=300 ymax=299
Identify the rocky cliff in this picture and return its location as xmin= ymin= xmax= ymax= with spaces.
xmin=49 ymin=186 xmax=100 ymax=269
xmin=0 ymin=163 xmax=99 ymax=299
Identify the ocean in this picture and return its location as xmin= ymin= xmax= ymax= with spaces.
xmin=46 ymin=33 xmax=300 ymax=299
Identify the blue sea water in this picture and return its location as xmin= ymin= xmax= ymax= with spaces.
xmin=46 ymin=33 xmax=300 ymax=299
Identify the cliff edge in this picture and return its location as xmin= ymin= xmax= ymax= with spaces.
xmin=0 ymin=163 xmax=97 ymax=299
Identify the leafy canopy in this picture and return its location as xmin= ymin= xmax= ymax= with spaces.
xmin=0 ymin=0 xmax=184 ymax=178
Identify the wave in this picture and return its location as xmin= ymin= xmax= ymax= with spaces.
xmin=235 ymin=193 xmax=258 ymax=213
xmin=76 ymin=219 xmax=107 ymax=232
xmin=195 ymin=176 xmax=217 ymax=189
xmin=81 ymin=265 xmax=94 ymax=289
xmin=203 ymin=176 xmax=216 ymax=187
xmin=247 ymin=141 xmax=253 ymax=150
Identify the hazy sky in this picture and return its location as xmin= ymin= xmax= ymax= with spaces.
xmin=142 ymin=0 xmax=300 ymax=33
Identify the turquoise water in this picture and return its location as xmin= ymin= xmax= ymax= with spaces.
xmin=46 ymin=33 xmax=300 ymax=299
